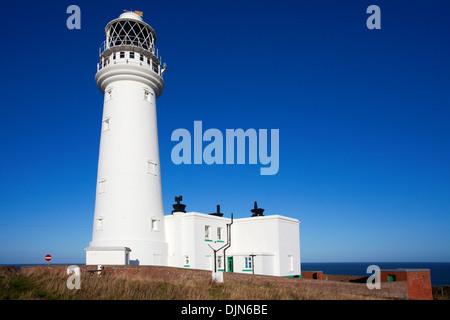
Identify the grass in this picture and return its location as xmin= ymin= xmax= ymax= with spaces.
xmin=0 ymin=268 xmax=382 ymax=300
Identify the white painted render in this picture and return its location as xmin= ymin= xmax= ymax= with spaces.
xmin=85 ymin=247 xmax=131 ymax=265
xmin=86 ymin=12 xmax=301 ymax=277
xmin=86 ymin=12 xmax=167 ymax=266
xmin=165 ymin=212 xmax=301 ymax=277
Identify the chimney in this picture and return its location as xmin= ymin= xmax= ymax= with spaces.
xmin=251 ymin=201 xmax=264 ymax=217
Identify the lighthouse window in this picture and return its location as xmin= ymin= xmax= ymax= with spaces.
xmin=105 ymin=88 xmax=113 ymax=102
xmin=144 ymin=90 xmax=153 ymax=103
xmin=139 ymin=54 xmax=144 ymax=62
xmin=147 ymin=160 xmax=157 ymax=175
xmin=120 ymin=51 xmax=125 ymax=58
xmin=130 ymin=52 xmax=135 ymax=59
xmin=147 ymin=58 xmax=150 ymax=65
xmin=113 ymin=53 xmax=116 ymax=60
xmin=150 ymin=218 xmax=159 ymax=231
xmin=102 ymin=118 xmax=110 ymax=132
xmin=98 ymin=179 xmax=106 ymax=193
xmin=95 ymin=217 xmax=104 ymax=231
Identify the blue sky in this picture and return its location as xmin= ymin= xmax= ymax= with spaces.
xmin=0 ymin=0 xmax=449 ymax=264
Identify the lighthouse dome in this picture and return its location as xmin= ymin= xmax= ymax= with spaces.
xmin=119 ymin=11 xmax=143 ymax=21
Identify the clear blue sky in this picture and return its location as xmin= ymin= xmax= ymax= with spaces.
xmin=0 ymin=0 xmax=449 ymax=264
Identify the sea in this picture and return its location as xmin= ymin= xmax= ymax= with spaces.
xmin=301 ymin=262 xmax=450 ymax=286
xmin=4 ymin=262 xmax=450 ymax=287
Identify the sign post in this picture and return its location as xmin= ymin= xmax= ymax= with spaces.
xmin=44 ymin=254 xmax=52 ymax=266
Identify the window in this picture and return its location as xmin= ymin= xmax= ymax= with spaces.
xmin=95 ymin=217 xmax=104 ymax=231
xmin=139 ymin=54 xmax=144 ymax=61
xmin=218 ymin=256 xmax=223 ymax=269
xmin=150 ymin=218 xmax=159 ymax=231
xmin=388 ymin=275 xmax=396 ymax=282
xmin=120 ymin=51 xmax=125 ymax=58
xmin=129 ymin=52 xmax=135 ymax=59
xmin=102 ymin=118 xmax=110 ymax=132
xmin=147 ymin=58 xmax=150 ymax=65
xmin=205 ymin=225 xmax=211 ymax=240
xmin=97 ymin=179 xmax=106 ymax=193
xmin=105 ymin=88 xmax=113 ymax=103
xmin=113 ymin=53 xmax=116 ymax=60
xmin=144 ymin=90 xmax=153 ymax=103
xmin=245 ymin=257 xmax=252 ymax=269
xmin=147 ymin=160 xmax=157 ymax=175
xmin=184 ymin=256 xmax=190 ymax=267
xmin=217 ymin=227 xmax=223 ymax=241
xmin=288 ymin=255 xmax=294 ymax=272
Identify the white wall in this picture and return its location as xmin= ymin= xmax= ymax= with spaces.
xmin=164 ymin=212 xmax=301 ymax=277
xmin=88 ymin=65 xmax=167 ymax=266
xmin=229 ymin=215 xmax=300 ymax=276
xmin=165 ymin=212 xmax=231 ymax=270
xmin=85 ymin=247 xmax=130 ymax=265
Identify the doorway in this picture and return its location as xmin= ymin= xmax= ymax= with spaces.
xmin=227 ymin=257 xmax=233 ymax=272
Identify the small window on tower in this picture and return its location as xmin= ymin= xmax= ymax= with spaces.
xmin=102 ymin=118 xmax=110 ymax=132
xmin=97 ymin=179 xmax=106 ymax=193
xmin=113 ymin=53 xmax=116 ymax=60
xmin=120 ymin=51 xmax=125 ymax=59
xmin=150 ymin=218 xmax=159 ymax=231
xmin=105 ymin=88 xmax=113 ymax=102
xmin=140 ymin=54 xmax=144 ymax=62
xmin=95 ymin=217 xmax=104 ymax=231
xmin=147 ymin=58 xmax=150 ymax=65
xmin=130 ymin=52 xmax=135 ymax=59
xmin=144 ymin=90 xmax=153 ymax=103
xmin=147 ymin=160 xmax=157 ymax=176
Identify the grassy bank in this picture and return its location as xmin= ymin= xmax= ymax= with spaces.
xmin=0 ymin=268 xmax=381 ymax=300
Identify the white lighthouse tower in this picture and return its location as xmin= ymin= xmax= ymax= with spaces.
xmin=86 ymin=11 xmax=168 ymax=266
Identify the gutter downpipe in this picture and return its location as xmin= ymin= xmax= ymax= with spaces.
xmin=223 ymin=213 xmax=233 ymax=272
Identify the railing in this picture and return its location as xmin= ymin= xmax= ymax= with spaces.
xmin=96 ymin=53 xmax=165 ymax=78
xmin=99 ymin=36 xmax=161 ymax=61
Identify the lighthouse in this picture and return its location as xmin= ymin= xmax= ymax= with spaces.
xmin=85 ymin=11 xmax=168 ymax=266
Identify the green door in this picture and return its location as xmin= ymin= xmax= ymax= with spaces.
xmin=227 ymin=257 xmax=233 ymax=272
xmin=388 ymin=275 xmax=396 ymax=282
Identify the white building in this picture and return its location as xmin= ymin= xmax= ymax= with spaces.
xmin=165 ymin=201 xmax=301 ymax=277
xmin=86 ymin=12 xmax=301 ymax=278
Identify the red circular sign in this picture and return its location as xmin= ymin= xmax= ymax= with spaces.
xmin=44 ymin=254 xmax=52 ymax=262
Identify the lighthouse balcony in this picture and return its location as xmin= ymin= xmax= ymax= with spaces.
xmin=97 ymin=48 xmax=166 ymax=78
